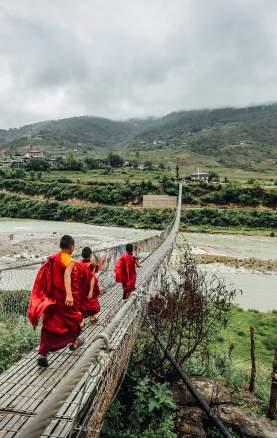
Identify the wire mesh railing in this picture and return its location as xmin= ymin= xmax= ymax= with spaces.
xmin=17 ymin=185 xmax=182 ymax=438
xmin=0 ymin=228 xmax=172 ymax=320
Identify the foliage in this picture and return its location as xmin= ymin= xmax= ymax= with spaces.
xmin=144 ymin=160 xmax=154 ymax=170
xmin=0 ymin=317 xmax=39 ymax=372
xmin=1 ymin=104 xmax=277 ymax=175
xmin=212 ymin=307 xmax=277 ymax=368
xmin=56 ymin=152 xmax=84 ymax=171
xmin=106 ymin=153 xmax=123 ymax=167
xmin=147 ymin=248 xmax=239 ymax=373
xmin=25 ymin=158 xmax=50 ymax=171
xmin=0 ymin=178 xmax=159 ymax=205
xmin=102 ymin=376 xmax=176 ymax=437
xmin=182 ymin=208 xmax=277 ymax=230
xmin=0 ymin=192 xmax=173 ymax=229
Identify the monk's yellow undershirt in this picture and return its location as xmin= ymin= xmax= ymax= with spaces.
xmin=60 ymin=252 xmax=75 ymax=267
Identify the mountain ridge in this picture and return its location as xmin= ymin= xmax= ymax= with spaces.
xmin=0 ymin=104 xmax=276 ymax=171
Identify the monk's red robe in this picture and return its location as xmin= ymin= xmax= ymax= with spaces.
xmin=29 ymin=253 xmax=82 ymax=355
xmin=78 ymin=260 xmax=100 ymax=318
xmin=116 ymin=253 xmax=137 ymax=299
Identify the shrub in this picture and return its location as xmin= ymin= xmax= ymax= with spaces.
xmin=0 ymin=317 xmax=39 ymax=372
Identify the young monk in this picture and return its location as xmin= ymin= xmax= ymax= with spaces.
xmin=114 ymin=243 xmax=142 ymax=300
xmin=79 ymin=247 xmax=101 ymax=324
xmin=28 ymin=235 xmax=84 ymax=368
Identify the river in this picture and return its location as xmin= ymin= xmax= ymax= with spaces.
xmin=0 ymin=218 xmax=159 ymax=268
xmin=1 ymin=220 xmax=276 ymax=311
xmin=182 ymin=232 xmax=277 ymax=312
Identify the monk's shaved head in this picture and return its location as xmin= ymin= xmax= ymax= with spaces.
xmin=126 ymin=243 xmax=133 ymax=253
xmin=82 ymin=247 xmax=92 ymax=259
xmin=60 ymin=235 xmax=75 ymax=250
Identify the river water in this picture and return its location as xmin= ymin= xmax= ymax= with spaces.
xmin=182 ymin=232 xmax=277 ymax=312
xmin=0 ymin=220 xmax=276 ymax=311
xmin=0 ymin=218 xmax=158 ymax=268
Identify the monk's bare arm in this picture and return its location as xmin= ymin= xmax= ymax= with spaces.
xmin=136 ymin=259 xmax=142 ymax=268
xmin=64 ymin=262 xmax=75 ymax=306
xmin=88 ymin=275 xmax=96 ymax=299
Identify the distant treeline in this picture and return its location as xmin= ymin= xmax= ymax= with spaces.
xmin=0 ymin=176 xmax=178 ymax=204
xmin=0 ymin=192 xmax=173 ymax=229
xmin=0 ymin=179 xmax=158 ymax=205
xmin=182 ymin=208 xmax=277 ymax=230
xmin=0 ymin=177 xmax=276 ymax=209
xmin=183 ymin=184 xmax=277 ymax=209
xmin=0 ymin=192 xmax=276 ymax=231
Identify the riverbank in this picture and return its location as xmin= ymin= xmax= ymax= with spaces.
xmin=0 ymin=192 xmax=276 ymax=234
xmin=194 ymin=254 xmax=277 ymax=272
xmin=0 ymin=218 xmax=159 ymax=267
xmin=181 ymin=225 xmax=276 ymax=237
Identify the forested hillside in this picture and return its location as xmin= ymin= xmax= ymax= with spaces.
xmin=1 ymin=104 xmax=277 ymax=170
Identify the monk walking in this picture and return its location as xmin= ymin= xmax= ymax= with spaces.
xmin=114 ymin=243 xmax=142 ymax=300
xmin=28 ymin=235 xmax=84 ymax=367
xmin=78 ymin=247 xmax=101 ymax=324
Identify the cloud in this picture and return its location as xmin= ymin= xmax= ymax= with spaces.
xmin=1 ymin=0 xmax=277 ymax=127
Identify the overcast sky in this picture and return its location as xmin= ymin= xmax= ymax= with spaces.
xmin=1 ymin=0 xmax=277 ymax=128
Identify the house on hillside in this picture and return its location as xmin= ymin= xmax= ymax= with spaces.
xmin=25 ymin=150 xmax=42 ymax=159
xmin=187 ymin=170 xmax=209 ymax=182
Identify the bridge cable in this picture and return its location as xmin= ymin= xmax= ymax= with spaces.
xmin=17 ymin=184 xmax=182 ymax=438
xmin=147 ymin=319 xmax=233 ymax=438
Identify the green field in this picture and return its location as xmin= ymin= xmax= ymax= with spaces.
xmin=40 ymin=168 xmax=170 ymax=184
xmin=37 ymin=166 xmax=277 ymax=185
xmin=213 ymin=307 xmax=276 ymax=368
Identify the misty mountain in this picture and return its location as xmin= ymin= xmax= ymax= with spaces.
xmin=0 ymin=105 xmax=276 ymax=169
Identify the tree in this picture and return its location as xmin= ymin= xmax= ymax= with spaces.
xmin=208 ymin=171 xmax=219 ymax=182
xmin=11 ymin=168 xmax=25 ymax=179
xmin=175 ymin=164 xmax=179 ymax=180
xmin=143 ymin=160 xmax=153 ymax=170
xmin=85 ymin=157 xmax=100 ymax=169
xmin=29 ymin=170 xmax=35 ymax=180
xmin=26 ymin=158 xmax=50 ymax=172
xmin=107 ymin=153 xmax=123 ymax=168
xmin=63 ymin=152 xmax=83 ymax=171
xmin=146 ymin=246 xmax=239 ymax=373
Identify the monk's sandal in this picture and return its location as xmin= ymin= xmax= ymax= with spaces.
xmin=69 ymin=337 xmax=85 ymax=351
xmin=37 ymin=355 xmax=49 ymax=367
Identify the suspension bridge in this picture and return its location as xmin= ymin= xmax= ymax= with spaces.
xmin=0 ymin=185 xmax=182 ymax=437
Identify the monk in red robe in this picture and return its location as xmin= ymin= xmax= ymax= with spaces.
xmin=28 ymin=235 xmax=83 ymax=368
xmin=114 ymin=243 xmax=142 ymax=300
xmin=78 ymin=247 xmax=101 ymax=324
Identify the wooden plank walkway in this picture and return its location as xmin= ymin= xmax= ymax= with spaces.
xmin=0 ymin=185 xmax=182 ymax=437
xmin=0 ymin=242 xmax=164 ymax=437
xmin=0 ymin=279 xmax=129 ymax=437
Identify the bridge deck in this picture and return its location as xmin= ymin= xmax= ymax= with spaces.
xmin=0 ymin=277 xmax=132 ymax=437
xmin=0 ymin=186 xmax=181 ymax=437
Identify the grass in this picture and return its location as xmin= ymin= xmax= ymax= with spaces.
xmin=212 ymin=307 xmax=277 ymax=368
xmin=40 ymin=168 xmax=170 ymax=184
xmin=0 ymin=317 xmax=39 ymax=372
xmin=39 ymin=165 xmax=277 ymax=186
